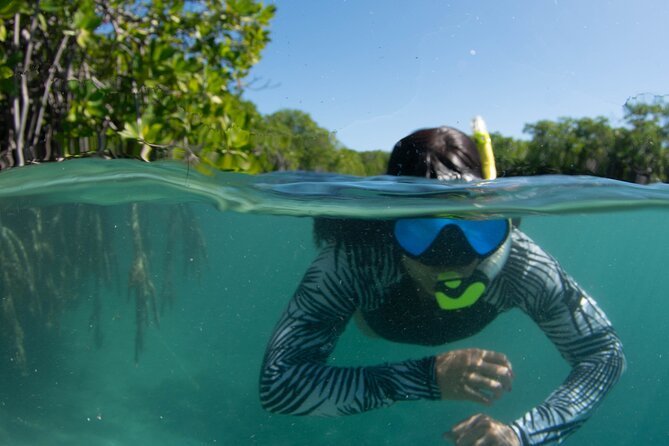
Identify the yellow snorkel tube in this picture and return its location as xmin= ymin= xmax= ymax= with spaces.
xmin=471 ymin=116 xmax=497 ymax=180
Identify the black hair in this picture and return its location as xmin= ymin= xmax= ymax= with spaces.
xmin=313 ymin=126 xmax=484 ymax=266
xmin=386 ymin=126 xmax=483 ymax=180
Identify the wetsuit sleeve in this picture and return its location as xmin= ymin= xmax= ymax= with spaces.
xmin=505 ymin=231 xmax=626 ymax=445
xmin=259 ymin=244 xmax=441 ymax=416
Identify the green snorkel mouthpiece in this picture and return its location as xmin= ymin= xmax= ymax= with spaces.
xmin=434 ymin=270 xmax=488 ymax=310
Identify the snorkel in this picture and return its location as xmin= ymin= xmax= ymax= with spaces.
xmin=472 ymin=115 xmax=497 ymax=181
xmin=429 ymin=117 xmax=506 ymax=310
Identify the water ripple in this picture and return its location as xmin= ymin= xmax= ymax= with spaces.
xmin=1 ymin=159 xmax=668 ymax=218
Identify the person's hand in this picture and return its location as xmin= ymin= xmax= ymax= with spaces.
xmin=444 ymin=413 xmax=520 ymax=446
xmin=435 ymin=348 xmax=513 ymax=405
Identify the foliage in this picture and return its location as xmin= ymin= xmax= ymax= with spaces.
xmin=357 ymin=150 xmax=389 ymax=176
xmin=522 ymin=116 xmax=619 ymax=176
xmin=251 ymin=109 xmax=389 ymax=175
xmin=614 ymin=96 xmax=669 ymax=183
xmin=495 ymin=96 xmax=669 ymax=183
xmin=0 ymin=0 xmax=275 ymax=171
xmin=490 ymin=132 xmax=529 ymax=177
xmin=251 ymin=109 xmax=336 ymax=171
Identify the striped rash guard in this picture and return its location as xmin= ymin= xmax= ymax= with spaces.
xmin=260 ymin=229 xmax=625 ymax=445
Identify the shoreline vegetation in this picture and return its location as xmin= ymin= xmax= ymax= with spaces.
xmin=0 ymin=1 xmax=667 ymax=375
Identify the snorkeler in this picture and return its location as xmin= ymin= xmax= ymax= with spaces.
xmin=259 ymin=122 xmax=625 ymax=445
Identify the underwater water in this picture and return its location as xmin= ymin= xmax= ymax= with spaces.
xmin=0 ymin=160 xmax=668 ymax=445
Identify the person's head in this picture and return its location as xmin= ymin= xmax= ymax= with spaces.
xmin=314 ymin=124 xmax=509 ymax=311
xmin=386 ymin=126 xmax=483 ymax=181
xmin=386 ymin=126 xmax=498 ymax=268
xmin=385 ymin=125 xmax=512 ymax=312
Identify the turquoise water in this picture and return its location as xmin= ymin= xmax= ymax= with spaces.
xmin=0 ymin=159 xmax=668 ymax=445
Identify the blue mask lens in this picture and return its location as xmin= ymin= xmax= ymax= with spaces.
xmin=394 ymin=218 xmax=509 ymax=257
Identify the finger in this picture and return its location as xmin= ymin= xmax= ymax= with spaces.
xmin=497 ymin=370 xmax=513 ymax=392
xmin=473 ymin=437 xmax=496 ymax=446
xmin=453 ymin=415 xmax=491 ymax=446
xmin=450 ymin=413 xmax=486 ymax=435
xmin=476 ymin=363 xmax=514 ymax=391
xmin=467 ymin=374 xmax=505 ymax=400
xmin=480 ymin=350 xmax=512 ymax=369
xmin=471 ymin=426 xmax=508 ymax=446
xmin=462 ymin=383 xmax=492 ymax=405
xmin=449 ymin=414 xmax=484 ymax=444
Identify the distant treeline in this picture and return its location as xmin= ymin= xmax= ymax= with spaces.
xmin=250 ymin=96 xmax=669 ymax=184
xmin=248 ymin=109 xmax=389 ymax=176
xmin=493 ymin=97 xmax=669 ymax=184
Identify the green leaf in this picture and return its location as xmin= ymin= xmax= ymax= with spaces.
xmin=220 ymin=152 xmax=235 ymax=170
xmin=0 ymin=0 xmax=24 ymax=18
xmin=39 ymin=1 xmax=60 ymax=13
xmin=153 ymin=45 xmax=177 ymax=62
xmin=74 ymin=7 xmax=102 ymax=31
xmin=119 ymin=122 xmax=140 ymax=140
xmin=0 ymin=66 xmax=13 ymax=79
xmin=37 ymin=13 xmax=47 ymax=31
xmin=144 ymin=123 xmax=165 ymax=143
xmin=76 ymin=29 xmax=90 ymax=48
xmin=84 ymin=101 xmax=105 ymax=118
xmin=227 ymin=126 xmax=249 ymax=148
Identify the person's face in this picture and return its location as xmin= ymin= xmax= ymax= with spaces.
xmin=401 ymin=255 xmax=479 ymax=295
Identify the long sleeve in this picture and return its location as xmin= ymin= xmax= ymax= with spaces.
xmin=501 ymin=231 xmax=626 ymax=445
xmin=259 ymin=244 xmax=441 ymax=416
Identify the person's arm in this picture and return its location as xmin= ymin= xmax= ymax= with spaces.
xmin=259 ymin=244 xmax=441 ymax=416
xmin=506 ymin=231 xmax=626 ymax=445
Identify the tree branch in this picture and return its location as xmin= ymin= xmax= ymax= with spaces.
xmin=16 ymin=15 xmax=39 ymax=165
xmin=12 ymin=14 xmax=22 ymax=165
xmin=30 ymin=34 xmax=70 ymax=155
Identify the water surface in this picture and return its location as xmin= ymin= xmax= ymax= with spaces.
xmin=0 ymin=159 xmax=667 ymax=445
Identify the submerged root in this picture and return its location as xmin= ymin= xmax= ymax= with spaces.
xmin=0 ymin=200 xmax=207 ymax=372
xmin=161 ymin=204 xmax=208 ymax=311
xmin=0 ymin=205 xmax=113 ymax=371
xmin=129 ymin=203 xmax=159 ymax=363
xmin=129 ymin=250 xmax=157 ymax=363
xmin=1 ymin=293 xmax=27 ymax=371
xmin=178 ymin=204 xmax=208 ymax=282
xmin=88 ymin=292 xmax=104 ymax=349
xmin=0 ymin=225 xmax=35 ymax=372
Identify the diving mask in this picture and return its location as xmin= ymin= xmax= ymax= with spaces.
xmin=394 ymin=218 xmax=510 ymax=261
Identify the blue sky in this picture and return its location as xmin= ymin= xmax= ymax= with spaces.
xmin=243 ymin=0 xmax=669 ymax=152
